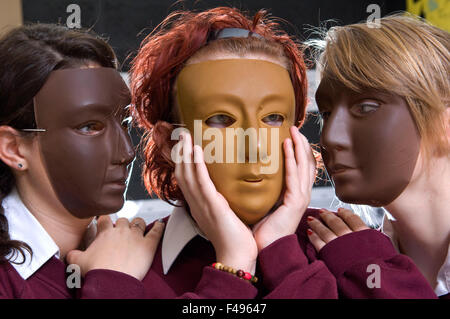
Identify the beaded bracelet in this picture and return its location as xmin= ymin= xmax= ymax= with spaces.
xmin=212 ymin=262 xmax=258 ymax=284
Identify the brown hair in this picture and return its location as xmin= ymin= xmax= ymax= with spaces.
xmin=314 ymin=13 xmax=450 ymax=161
xmin=130 ymin=7 xmax=309 ymax=203
xmin=0 ymin=23 xmax=117 ymax=264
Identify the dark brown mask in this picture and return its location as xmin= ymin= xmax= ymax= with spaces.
xmin=316 ymin=78 xmax=421 ymax=207
xmin=33 ymin=67 xmax=135 ymax=218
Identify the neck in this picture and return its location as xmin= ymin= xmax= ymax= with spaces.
xmin=16 ymin=182 xmax=93 ymax=260
xmin=384 ymin=156 xmax=450 ymax=287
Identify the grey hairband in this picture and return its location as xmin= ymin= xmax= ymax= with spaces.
xmin=208 ymin=28 xmax=264 ymax=42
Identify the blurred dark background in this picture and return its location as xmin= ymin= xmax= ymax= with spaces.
xmin=20 ymin=0 xmax=407 ymax=199
xmin=22 ymin=0 xmax=407 ymax=71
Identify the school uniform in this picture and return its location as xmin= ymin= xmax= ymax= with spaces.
xmin=299 ymin=210 xmax=447 ymax=299
xmin=140 ymin=205 xmax=338 ymax=298
xmin=0 ymin=188 xmax=144 ymax=299
xmin=140 ymin=206 xmax=443 ymax=299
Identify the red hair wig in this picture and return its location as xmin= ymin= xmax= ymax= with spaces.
xmin=130 ymin=7 xmax=308 ymax=203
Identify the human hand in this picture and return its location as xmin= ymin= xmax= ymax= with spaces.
xmin=252 ymin=126 xmax=317 ymax=251
xmin=174 ymin=132 xmax=257 ymax=275
xmin=307 ymin=208 xmax=370 ymax=252
xmin=66 ymin=215 xmax=164 ymax=281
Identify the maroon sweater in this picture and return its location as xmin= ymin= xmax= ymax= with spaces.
xmin=139 ymin=211 xmax=339 ymax=299
xmin=299 ymin=210 xmax=445 ymax=299
xmin=0 ymin=209 xmax=337 ymax=299
xmin=0 ymin=256 xmax=145 ymax=299
xmin=135 ymin=208 xmax=443 ymax=299
xmin=1 ymin=208 xmax=444 ymax=299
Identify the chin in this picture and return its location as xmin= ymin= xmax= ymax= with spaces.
xmin=238 ymin=214 xmax=265 ymax=226
xmin=231 ymin=205 xmax=269 ymax=225
xmin=92 ymin=199 xmax=125 ymax=216
xmin=335 ymin=189 xmax=390 ymax=207
xmin=334 ymin=187 xmax=363 ymax=205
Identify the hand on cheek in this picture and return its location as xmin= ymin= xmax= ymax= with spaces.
xmin=253 ymin=126 xmax=316 ymax=251
xmin=306 ymin=208 xmax=370 ymax=252
xmin=174 ymin=132 xmax=258 ymax=275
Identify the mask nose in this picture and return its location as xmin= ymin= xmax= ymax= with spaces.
xmin=113 ymin=122 xmax=136 ymax=165
xmin=236 ymin=117 xmax=259 ymax=163
xmin=320 ymin=106 xmax=351 ymax=154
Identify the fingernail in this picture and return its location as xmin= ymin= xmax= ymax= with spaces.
xmin=319 ymin=209 xmax=326 ymax=213
xmin=307 ymin=229 xmax=313 ymax=235
xmin=307 ymin=216 xmax=314 ymax=221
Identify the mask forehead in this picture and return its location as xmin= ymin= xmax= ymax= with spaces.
xmin=176 ymin=59 xmax=295 ymax=122
xmin=34 ymin=67 xmax=131 ymax=129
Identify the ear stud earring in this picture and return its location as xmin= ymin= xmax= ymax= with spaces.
xmin=17 ymin=163 xmax=23 ymax=168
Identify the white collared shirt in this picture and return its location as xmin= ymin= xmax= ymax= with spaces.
xmin=161 ymin=205 xmax=207 ymax=275
xmin=381 ymin=215 xmax=450 ymax=297
xmin=2 ymin=188 xmax=60 ymax=280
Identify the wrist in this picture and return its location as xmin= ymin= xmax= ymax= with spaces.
xmin=211 ymin=262 xmax=258 ymax=284
xmin=218 ymin=255 xmax=256 ymax=275
xmin=256 ymin=232 xmax=290 ymax=252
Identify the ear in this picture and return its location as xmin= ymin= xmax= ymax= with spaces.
xmin=0 ymin=126 xmax=29 ymax=171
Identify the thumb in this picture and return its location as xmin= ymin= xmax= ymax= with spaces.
xmin=145 ymin=220 xmax=165 ymax=252
xmin=66 ymin=249 xmax=83 ymax=266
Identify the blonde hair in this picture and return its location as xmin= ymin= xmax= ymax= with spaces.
xmin=313 ymin=13 xmax=450 ymax=160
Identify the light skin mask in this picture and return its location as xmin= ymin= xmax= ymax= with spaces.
xmin=175 ymin=59 xmax=295 ymax=224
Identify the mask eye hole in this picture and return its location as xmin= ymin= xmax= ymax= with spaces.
xmin=349 ymin=102 xmax=380 ymax=117
xmin=262 ymin=113 xmax=284 ymax=127
xmin=76 ymin=121 xmax=105 ymax=135
xmin=205 ymin=114 xmax=236 ymax=128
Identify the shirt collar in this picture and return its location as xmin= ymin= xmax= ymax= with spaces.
xmin=2 ymin=188 xmax=60 ymax=280
xmin=161 ymin=204 xmax=207 ymax=275
xmin=380 ymin=214 xmax=450 ymax=297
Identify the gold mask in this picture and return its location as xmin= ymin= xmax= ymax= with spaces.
xmin=176 ymin=59 xmax=295 ymax=225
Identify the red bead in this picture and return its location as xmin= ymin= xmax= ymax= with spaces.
xmin=236 ymin=270 xmax=245 ymax=277
xmin=243 ymin=273 xmax=252 ymax=280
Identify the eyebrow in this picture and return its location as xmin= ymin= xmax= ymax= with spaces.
xmin=193 ymin=94 xmax=247 ymax=114
xmin=257 ymin=93 xmax=293 ymax=112
xmin=81 ymin=103 xmax=119 ymax=114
